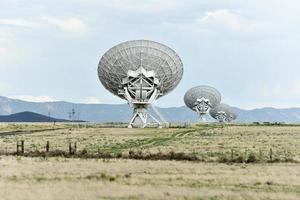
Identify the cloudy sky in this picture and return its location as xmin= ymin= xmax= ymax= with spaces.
xmin=1 ymin=0 xmax=300 ymax=109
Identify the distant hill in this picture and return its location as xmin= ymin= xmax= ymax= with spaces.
xmin=0 ymin=111 xmax=70 ymax=122
xmin=0 ymin=96 xmax=131 ymax=123
xmin=1 ymin=96 xmax=300 ymax=123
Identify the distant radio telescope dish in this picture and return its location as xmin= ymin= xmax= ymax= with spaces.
xmin=98 ymin=40 xmax=183 ymax=128
xmin=184 ymin=85 xmax=221 ymax=120
xmin=209 ymin=103 xmax=237 ymax=123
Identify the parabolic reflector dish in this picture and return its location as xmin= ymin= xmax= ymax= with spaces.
xmin=184 ymin=85 xmax=221 ymax=118
xmin=98 ymin=40 xmax=183 ymax=128
xmin=209 ymin=103 xmax=237 ymax=122
xmin=98 ymin=40 xmax=183 ymax=99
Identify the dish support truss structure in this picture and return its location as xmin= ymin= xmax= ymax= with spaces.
xmin=214 ymin=111 xmax=227 ymax=122
xmin=215 ymin=111 xmax=235 ymax=122
xmin=118 ymin=67 xmax=164 ymax=128
xmin=193 ymin=97 xmax=212 ymax=121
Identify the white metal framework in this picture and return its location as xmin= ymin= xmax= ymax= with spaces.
xmin=214 ymin=111 xmax=227 ymax=122
xmin=98 ymin=40 xmax=183 ymax=128
xmin=193 ymin=97 xmax=211 ymax=114
xmin=118 ymin=67 xmax=162 ymax=128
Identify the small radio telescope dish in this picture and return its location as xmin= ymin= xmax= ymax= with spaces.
xmin=98 ymin=40 xmax=183 ymax=128
xmin=184 ymin=85 xmax=221 ymax=121
xmin=209 ymin=103 xmax=237 ymax=123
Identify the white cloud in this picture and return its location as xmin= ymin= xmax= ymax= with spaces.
xmin=0 ymin=17 xmax=88 ymax=35
xmin=0 ymin=19 xmax=38 ymax=28
xmin=0 ymin=29 xmax=29 ymax=68
xmin=0 ymin=30 xmax=13 ymax=59
xmin=9 ymin=95 xmax=57 ymax=102
xmin=198 ymin=9 xmax=262 ymax=32
xmin=84 ymin=97 xmax=103 ymax=104
xmin=42 ymin=17 xmax=87 ymax=34
xmin=88 ymin=0 xmax=183 ymax=12
xmin=256 ymin=81 xmax=300 ymax=100
xmin=147 ymin=9 xmax=265 ymax=39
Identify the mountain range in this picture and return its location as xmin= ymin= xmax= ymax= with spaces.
xmin=1 ymin=96 xmax=300 ymax=123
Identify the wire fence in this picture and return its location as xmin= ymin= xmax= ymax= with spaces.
xmin=1 ymin=140 xmax=298 ymax=163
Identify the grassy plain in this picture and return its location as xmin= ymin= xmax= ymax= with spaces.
xmin=0 ymin=123 xmax=299 ymax=162
xmin=0 ymin=156 xmax=299 ymax=200
xmin=0 ymin=123 xmax=299 ymax=199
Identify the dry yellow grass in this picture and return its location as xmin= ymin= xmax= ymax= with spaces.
xmin=0 ymin=124 xmax=299 ymax=161
xmin=0 ymin=156 xmax=299 ymax=200
xmin=0 ymin=124 xmax=300 ymax=199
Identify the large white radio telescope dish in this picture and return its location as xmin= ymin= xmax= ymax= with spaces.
xmin=209 ymin=103 xmax=237 ymax=123
xmin=98 ymin=40 xmax=183 ymax=128
xmin=184 ymin=85 xmax=221 ymax=120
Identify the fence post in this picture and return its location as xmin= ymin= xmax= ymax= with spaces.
xmin=16 ymin=141 xmax=24 ymax=154
xmin=231 ymin=149 xmax=234 ymax=161
xmin=21 ymin=140 xmax=24 ymax=154
xmin=16 ymin=141 xmax=19 ymax=154
xmin=68 ymin=142 xmax=77 ymax=155
xmin=74 ymin=142 xmax=77 ymax=154
xmin=46 ymin=141 xmax=50 ymax=152
xmin=69 ymin=142 xmax=72 ymax=154
xmin=269 ymin=148 xmax=273 ymax=162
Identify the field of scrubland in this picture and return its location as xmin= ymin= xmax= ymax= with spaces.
xmin=0 ymin=123 xmax=299 ymax=162
xmin=0 ymin=123 xmax=299 ymax=199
